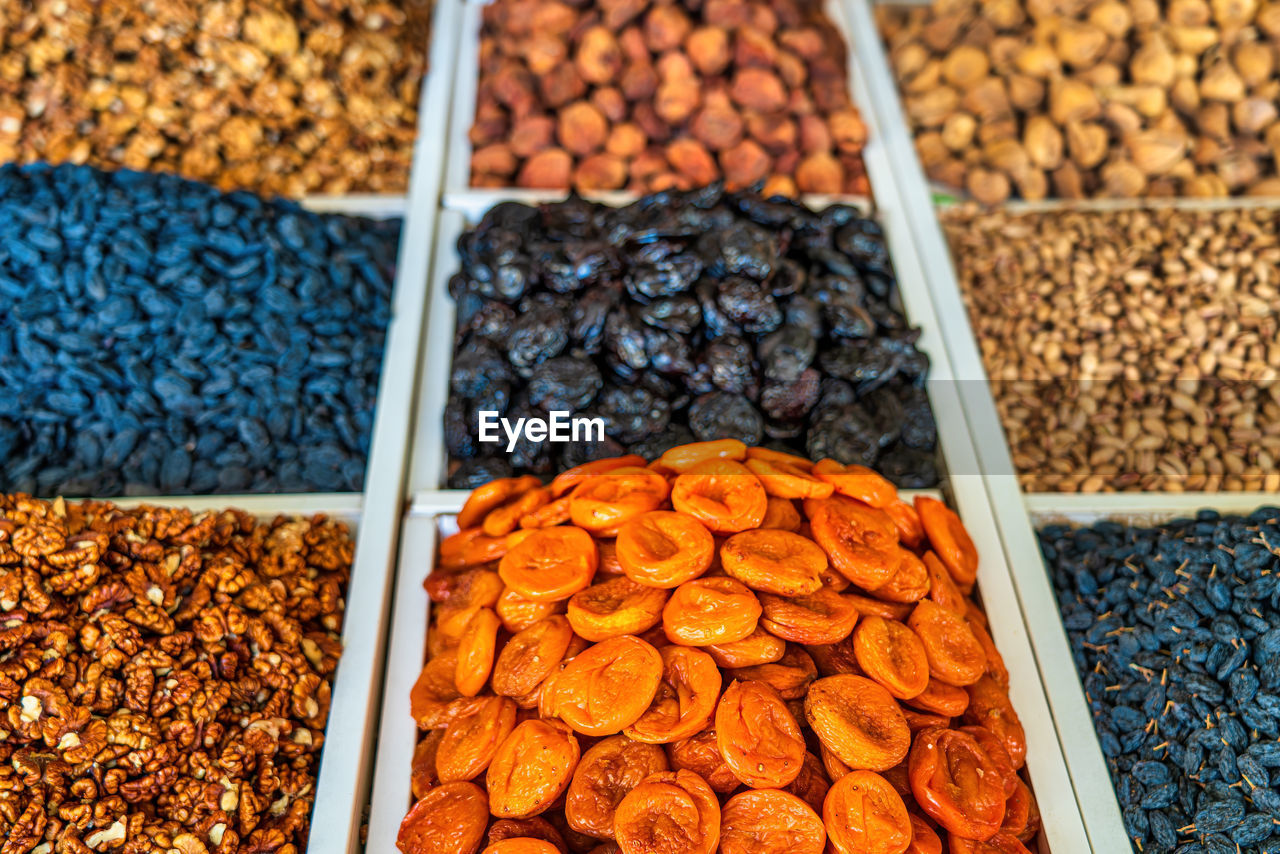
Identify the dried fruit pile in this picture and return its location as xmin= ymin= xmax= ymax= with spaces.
xmin=1042 ymin=507 xmax=1280 ymax=853
xmin=879 ymin=0 xmax=1280 ymax=201
xmin=401 ymin=444 xmax=1036 ymax=854
xmin=470 ymin=0 xmax=869 ymax=195
xmin=0 ymin=495 xmax=352 ymax=852
xmin=944 ymin=204 xmax=1280 ymax=493
xmin=0 ymin=164 xmax=398 ymax=496
xmin=446 ymin=188 xmax=938 ymax=490
xmin=0 ymin=0 xmax=428 ymax=197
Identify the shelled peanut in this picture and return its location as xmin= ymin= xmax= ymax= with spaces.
xmin=878 ymin=0 xmax=1280 ymax=201
xmin=470 ymin=0 xmax=869 ymax=196
xmin=944 ymin=204 xmax=1280 ymax=493
xmin=0 ymin=0 xmax=429 ymax=197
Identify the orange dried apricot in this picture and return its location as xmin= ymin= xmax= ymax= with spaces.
xmin=908 ymin=600 xmax=987 ymax=687
xmin=553 ymin=635 xmax=664 ymax=735
xmin=704 ymin=626 xmax=787 ymax=668
xmin=482 ymin=839 xmax=560 ymax=854
xmin=437 ymin=695 xmax=518 ymax=782
xmin=885 ymin=500 xmax=925 ymax=550
xmin=962 ymin=675 xmax=1026 ymax=770
xmin=499 ymin=526 xmax=599 ymax=602
xmin=715 ymin=679 xmax=807 ymax=788
xmin=805 ymin=495 xmax=899 ymax=589
xmin=486 ymin=818 xmax=566 ymax=852
xmin=615 ymin=511 xmax=714 ymax=587
xmin=967 ymin=618 xmax=1010 ymax=691
xmin=915 ymin=496 xmax=978 ymax=592
xmin=663 ymin=577 xmax=761 ymax=645
xmin=520 ymin=496 xmax=573 ymax=529
xmin=823 ymin=770 xmax=912 ymax=854
xmin=456 ymin=607 xmax=503 ymax=696
xmin=570 ymin=468 xmax=670 ymax=533
xmin=720 ymin=789 xmax=826 ymax=854
xmin=804 ymin=674 xmax=910 ymax=772
xmin=670 ymin=459 xmax=767 ymax=533
xmin=730 ymin=645 xmax=817 ymax=700
xmin=760 ymin=495 xmax=802 ymax=531
xmin=485 ymin=488 xmax=552 ymax=537
xmin=744 ymin=456 xmax=835 ymax=499
xmin=922 ymin=551 xmax=966 ymax=615
xmin=904 ymin=678 xmax=971 ymax=718
xmin=908 ymin=727 xmax=1005 ymax=841
xmin=759 ymin=588 xmax=859 ymax=645
xmin=440 ymin=527 xmax=510 ymax=569
xmin=786 ymin=751 xmax=833 ymax=813
xmin=411 ymin=729 xmax=443 ymax=798
xmin=903 ymin=708 xmax=952 ymax=733
xmin=397 ymin=781 xmax=490 ymax=854
xmin=566 ymin=734 xmax=669 ymax=840
xmin=948 ymin=832 xmax=1034 ymax=854
xmin=658 ymin=438 xmax=747 ymax=473
xmin=626 ymin=645 xmax=721 ymax=743
xmin=844 ymin=592 xmax=913 ymax=622
xmin=459 ymin=475 xmax=542 ymax=529
xmin=906 ymin=814 xmax=943 ymax=854
xmin=567 ymin=577 xmax=668 ymax=641
xmin=812 ymin=460 xmax=898 ymax=509
xmin=665 ymin=729 xmax=741 ymax=793
xmin=488 ymin=719 xmax=581 ymax=819
xmin=720 ymin=529 xmax=827 ymax=596
xmin=1001 ymin=778 xmax=1039 ymax=842
xmin=852 ymin=616 xmax=930 ymax=700
xmin=496 ymin=586 xmax=564 ymax=633
xmin=960 ymin=726 xmax=1017 ymax=798
xmin=492 ymin=615 xmax=574 ymax=699
xmin=806 ymin=635 xmax=863 ymax=677
xmin=551 ymin=455 xmax=648 ymax=497
xmin=614 ymin=770 xmax=721 ymax=854
xmin=871 ymin=549 xmax=930 ymax=604
xmin=411 ymin=651 xmax=463 ymax=729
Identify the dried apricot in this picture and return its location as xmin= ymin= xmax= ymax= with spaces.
xmin=554 ymin=635 xmax=664 ymax=735
xmin=760 ymin=496 xmax=802 ymax=531
xmin=962 ymin=676 xmax=1026 ymax=770
xmin=904 ymin=678 xmax=971 ymax=717
xmin=666 ymin=729 xmax=741 ymax=793
xmin=965 ymin=726 xmax=1017 ymax=801
xmin=613 ymin=770 xmax=721 ymax=854
xmin=520 ymin=496 xmax=573 ymax=529
xmin=720 ymin=529 xmax=827 ymax=596
xmin=427 ymin=567 xmax=504 ymax=609
xmin=915 ymin=496 xmax=978 ymax=592
xmin=806 ymin=635 xmax=862 ymax=677
xmin=397 ymin=781 xmax=489 ymax=854
xmin=744 ymin=457 xmax=835 ymax=499
xmin=412 ymin=652 xmax=463 ymax=729
xmin=812 ymin=460 xmax=898 ymax=509
xmin=908 ymin=727 xmax=1005 ymax=841
xmin=437 ymin=695 xmax=518 ymax=782
xmin=657 ymin=439 xmax=746 ymax=472
xmin=716 ymin=680 xmax=807 ymax=788
xmin=906 ymin=814 xmax=943 ymax=854
xmin=903 ymin=709 xmax=951 ymax=733
xmin=871 ymin=549 xmax=930 ymax=604
xmin=492 ymin=616 xmax=575 ymax=699
xmin=885 ymin=500 xmax=925 ymax=550
xmin=1001 ymin=778 xmax=1039 ymax=842
xmin=843 ymin=592 xmax=913 ymax=622
xmin=551 ymin=455 xmax=647 ymax=497
xmin=671 ymin=459 xmax=767 ymax=533
xmin=570 ymin=468 xmax=670 ymax=533
xmin=720 ymin=789 xmax=826 ymax=854
xmin=456 ymin=607 xmax=503 ymax=696
xmin=485 ymin=488 xmax=552 ymax=537
xmin=497 ymin=587 xmax=564 ymax=632
xmin=615 ymin=511 xmax=714 ymax=587
xmin=852 ymin=616 xmax=930 ymax=700
xmin=566 ymin=734 xmax=670 ymax=839
xmin=567 ymin=577 xmax=668 ymax=641
xmin=804 ymin=674 xmax=910 ymax=772
xmin=759 ymin=588 xmax=858 ymax=644
xmin=823 ymin=770 xmax=912 ymax=854
xmin=922 ymin=552 xmax=966 ymax=615
xmin=488 ymin=719 xmax=581 ymax=818
xmin=908 ymin=600 xmax=986 ymax=687
xmin=730 ymin=645 xmax=817 ymax=699
xmin=967 ymin=619 xmax=1010 ymax=691
xmin=704 ymin=626 xmax=787 ymax=668
xmin=499 ymin=526 xmax=599 ymax=602
xmin=806 ymin=495 xmax=899 ymax=589
xmin=411 ymin=729 xmax=443 ymax=798
xmin=440 ymin=527 xmax=509 ymax=569
xmin=948 ymin=833 xmax=1033 ymax=854
xmin=626 ymin=646 xmax=721 ymax=743
xmin=482 ymin=839 xmax=561 ymax=854
xmin=459 ymin=475 xmax=542 ymax=529
xmin=663 ymin=577 xmax=761 ymax=645
xmin=487 ymin=818 xmax=567 ymax=852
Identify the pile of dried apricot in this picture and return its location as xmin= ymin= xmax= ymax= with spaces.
xmin=400 ymin=440 xmax=1038 ymax=854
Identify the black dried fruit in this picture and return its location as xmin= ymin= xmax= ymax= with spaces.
xmin=688 ymin=391 xmax=764 ymax=445
xmin=528 ymin=357 xmax=603 ymax=411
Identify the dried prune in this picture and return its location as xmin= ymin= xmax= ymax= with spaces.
xmin=689 ymin=392 xmax=764 ymax=445
xmin=508 ymin=303 xmax=569 ymax=373
xmin=717 ymin=277 xmax=783 ymax=334
xmin=759 ymin=325 xmax=817 ymax=383
xmin=529 ymin=358 xmax=604 ymax=412
xmin=597 ymin=386 xmax=671 ymax=444
xmin=761 ymin=369 xmax=820 ymax=421
xmin=637 ymin=296 xmax=703 ymax=333
xmin=705 ymin=336 xmax=756 ymax=394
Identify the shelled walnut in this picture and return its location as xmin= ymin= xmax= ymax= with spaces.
xmin=470 ymin=0 xmax=869 ymax=195
xmin=0 ymin=0 xmax=429 ymax=197
xmin=0 ymin=496 xmax=353 ymax=851
xmin=879 ymin=0 xmax=1280 ymax=200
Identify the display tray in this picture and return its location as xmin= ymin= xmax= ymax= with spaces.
xmin=441 ymin=0 xmax=875 ymax=215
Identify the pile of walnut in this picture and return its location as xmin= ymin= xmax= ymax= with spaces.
xmin=401 ymin=443 xmax=1036 ymax=854
xmin=879 ymin=0 xmax=1280 ymax=201
xmin=470 ymin=0 xmax=869 ymax=196
xmin=0 ymin=0 xmax=429 ymax=197
xmin=0 ymin=496 xmax=351 ymax=853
